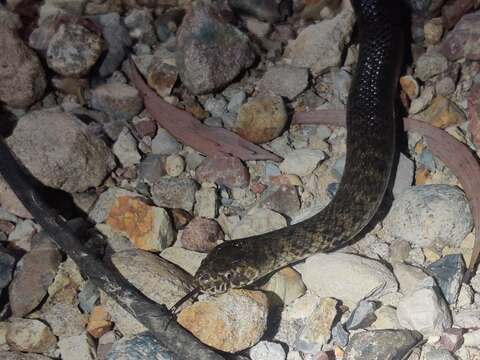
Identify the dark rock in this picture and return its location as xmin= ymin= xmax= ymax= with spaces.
xmin=442 ymin=0 xmax=475 ymax=30
xmin=426 ymin=254 xmax=465 ymax=304
xmin=326 ymin=182 xmax=339 ymax=199
xmin=151 ymin=177 xmax=199 ymax=211
xmin=196 ymin=155 xmax=250 ymax=188
xmin=181 ymin=217 xmax=224 ymax=252
xmin=332 ymin=322 xmax=349 ymax=348
xmin=345 ymin=300 xmax=379 ymax=330
xmin=90 ymin=83 xmax=143 ymax=122
xmin=228 ymin=0 xmax=291 ymax=22
xmin=176 ymin=2 xmax=255 ymax=94
xmin=258 ymin=185 xmax=300 ymax=219
xmin=106 ymin=332 xmax=175 ymax=360
xmin=138 ymin=155 xmax=166 ymax=185
xmin=344 ymin=330 xmax=422 ymax=360
xmin=78 ymin=281 xmax=101 ymax=313
xmin=0 ymin=247 xmax=15 ymax=291
xmin=404 ymin=0 xmax=446 ymax=17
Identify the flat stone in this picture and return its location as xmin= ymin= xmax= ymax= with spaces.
xmin=371 ymin=305 xmax=402 ymax=330
xmin=393 ymin=263 xmax=428 ymax=294
xmin=280 ymin=149 xmax=325 ymax=176
xmin=231 ymin=207 xmax=286 ymax=239
xmin=414 ymin=52 xmax=448 ymax=81
xmin=258 ymin=185 xmax=300 ymax=219
xmin=39 ymin=302 xmax=87 ymax=339
xmin=6 ymin=318 xmax=56 ymax=353
xmin=88 ymin=187 xmax=140 ymax=224
xmin=90 ymin=83 xmax=143 ymax=122
xmin=0 ymin=352 xmax=51 ymax=360
xmin=196 ymin=155 xmax=250 ymax=188
xmin=151 ymin=178 xmax=198 ymax=212
xmin=421 ymin=96 xmax=466 ymax=129
xmin=260 ymin=267 xmax=306 ymax=305
xmin=194 ymin=184 xmax=218 ymax=219
xmin=426 ymin=254 xmax=465 ymax=304
xmin=345 ymin=300 xmax=378 ymax=330
xmin=259 ymin=65 xmax=309 ymax=100
xmin=160 ymin=247 xmax=206 ymax=276
xmin=151 ymin=128 xmax=182 ymax=155
xmin=0 ymin=247 xmax=15 ymax=291
xmin=138 ymin=155 xmax=166 ymax=185
xmin=58 ymin=333 xmax=96 ymax=360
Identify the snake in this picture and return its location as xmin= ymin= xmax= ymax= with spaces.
xmin=192 ymin=0 xmax=405 ymax=297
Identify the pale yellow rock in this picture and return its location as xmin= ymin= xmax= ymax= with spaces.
xmin=261 ymin=267 xmax=306 ymax=305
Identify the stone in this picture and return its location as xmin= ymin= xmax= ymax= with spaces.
xmin=90 ymin=83 xmax=143 ymax=122
xmin=426 ymin=254 xmax=465 ymax=304
xmin=78 ymin=281 xmax=100 ymax=313
xmin=280 ymin=149 xmax=325 ymax=176
xmin=106 ymin=196 xmax=174 ymax=252
xmin=400 ymin=75 xmax=420 ymax=99
xmin=383 ymin=185 xmax=473 ymax=249
xmin=194 ymin=184 xmax=218 ymax=219
xmin=164 ymin=154 xmax=185 ymax=177
xmin=397 ymin=277 xmax=452 ymax=336
xmin=393 ymin=263 xmax=428 ymax=294
xmin=345 ymin=300 xmax=378 ymax=330
xmin=421 ymin=96 xmax=466 ymax=129
xmin=371 ymin=305 xmax=402 ymax=330
xmin=8 ymin=220 xmax=38 ymax=251
xmin=58 ymin=333 xmax=96 ymax=360
xmin=6 ymin=319 xmax=56 ymax=353
xmin=284 ymin=3 xmax=354 ymax=75
xmin=245 ymin=17 xmax=272 ymax=37
xmin=228 ymin=0 xmax=288 ymax=22
xmin=111 ymin=249 xmax=193 ymax=309
xmin=0 ymin=178 xmax=31 ymax=219
xmin=180 ymin=217 xmax=223 ymax=252
xmin=39 ymin=302 xmax=88 ymax=339
xmin=9 ymin=236 xmax=61 ymax=317
xmin=106 ymin=332 xmax=174 ymax=360
xmin=177 ymin=290 xmax=269 ymax=352
xmin=112 ymin=128 xmax=141 ymax=167
xmin=453 ymin=310 xmax=480 ymax=328
xmin=47 ymin=23 xmax=103 ymax=77
xmin=439 ymin=328 xmax=464 ymax=353
xmin=258 ymin=185 xmax=301 ymax=218
xmin=87 ymin=305 xmax=113 ymax=338
xmin=88 ymin=187 xmax=139 ymax=224
xmin=303 ymin=253 xmax=398 ymax=308
xmin=296 ymin=297 xmax=338 ymax=353
xmin=231 ymin=207 xmax=287 ymax=239
xmin=7 ymin=111 xmax=115 ymax=193
xmin=226 ymin=90 xmax=247 ymax=113
xmin=260 ymin=267 xmax=306 ymax=305
xmin=259 ymin=65 xmax=309 ymax=100
xmin=0 ymin=17 xmax=46 ymax=107
xmin=160 ymin=247 xmax=206 ymax=276
xmin=138 ymin=155 xmax=166 ymax=185
xmin=176 ymin=2 xmax=255 ymax=94
xmin=249 ymin=341 xmax=286 ymax=360
xmin=196 ymin=155 xmax=250 ymax=188
xmin=464 ymin=329 xmax=480 ymax=348
xmin=151 ymin=128 xmax=182 ymax=155
xmin=0 ymin=353 xmax=51 ymax=360
xmin=147 ymin=61 xmax=178 ymax=98
xmin=124 ymin=8 xmax=157 ymax=45
xmin=331 ymin=322 xmax=349 ymax=347
xmin=409 ymin=85 xmax=435 ymax=115
xmin=393 ymin=154 xmax=415 ymax=197
xmin=344 ymin=330 xmax=422 ymax=360
xmin=0 ymin=248 xmax=15 ymax=291
xmin=151 ymin=178 xmax=198 ymax=211
xmin=441 ymin=10 xmax=480 ymax=61
xmin=204 ymin=96 xmax=227 ymax=118
xmin=435 ymin=77 xmax=456 ymax=97
xmin=414 ymin=52 xmax=448 ymax=81
xmin=424 ymin=17 xmax=443 ymax=45
xmin=424 ymin=348 xmax=456 ymax=360
xmin=234 ymin=96 xmax=288 ymax=144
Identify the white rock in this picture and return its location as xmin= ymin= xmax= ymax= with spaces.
xmin=112 ymin=128 xmax=141 ymax=167
xmin=231 ymin=208 xmax=287 ymax=239
xmin=396 ymin=277 xmax=452 ymax=336
xmin=165 ymin=154 xmax=185 ymax=177
xmin=194 ymin=183 xmax=217 ymax=219
xmin=463 ymin=329 xmax=480 ymax=348
xmin=249 ymin=341 xmax=286 ymax=360
xmin=160 ymin=246 xmax=207 ymax=276
xmin=371 ymin=305 xmax=402 ymax=330
xmin=279 ymin=149 xmax=325 ymax=176
xmin=393 ymin=263 xmax=428 ymax=294
xmin=393 ymin=153 xmax=414 ymax=197
xmin=58 ymin=333 xmax=96 ymax=360
xmin=302 ymin=253 xmax=398 ymax=308
xmin=383 ymin=185 xmax=473 ymax=248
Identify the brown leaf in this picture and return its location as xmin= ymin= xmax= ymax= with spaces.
xmin=293 ymin=110 xmax=480 ymax=279
xmin=128 ymin=59 xmax=281 ymax=162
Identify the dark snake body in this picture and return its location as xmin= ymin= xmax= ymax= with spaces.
xmin=194 ymin=0 xmax=405 ymax=295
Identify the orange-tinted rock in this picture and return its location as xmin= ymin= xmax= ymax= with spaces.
xmin=87 ymin=306 xmax=113 ymax=338
xmin=196 ymin=155 xmax=250 ymax=188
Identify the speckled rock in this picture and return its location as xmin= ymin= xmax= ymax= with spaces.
xmin=284 ymin=2 xmax=354 ymax=75
xmin=0 ymin=352 xmax=51 ymax=360
xmin=234 ymin=96 xmax=288 ymax=144
xmin=383 ymin=185 xmax=473 ymax=249
xmin=0 ymin=16 xmax=46 ymax=107
xmin=47 ymin=23 xmax=103 ymax=77
xmin=90 ymin=83 xmax=143 ymax=121
xmin=414 ymin=52 xmax=448 ymax=81
xmin=176 ymin=2 xmax=255 ymax=94
xmin=7 ymin=111 xmax=115 ymax=193
xmin=249 ymin=340 xmax=286 ymax=360
xmin=38 ymin=302 xmax=88 ymax=339
xmin=280 ymin=149 xmax=325 ymax=176
xmin=106 ymin=332 xmax=174 ymax=360
xmin=258 ymin=185 xmax=301 ymax=219
xmin=151 ymin=178 xmax=198 ymax=211
xmin=6 ymin=318 xmax=56 ymax=353
xmin=124 ymin=8 xmax=157 ymax=45
xmin=371 ymin=305 xmax=402 ymax=330
xmin=259 ymin=65 xmax=309 ymax=100
xmin=112 ymin=128 xmax=141 ymax=167
xmin=196 ymin=155 xmax=250 ymax=188
xmin=194 ymin=183 xmax=218 ymax=219
xmin=58 ymin=333 xmax=96 ymax=360
xmin=231 ymin=207 xmax=287 ymax=239
xmin=147 ymin=61 xmax=178 ymax=98
xmin=344 ymin=330 xmax=422 ymax=360
xmin=421 ymin=96 xmax=466 ymax=129
xmin=303 ymin=253 xmax=398 ymax=308
xmin=180 ymin=217 xmax=223 ymax=252
xmin=441 ymin=10 xmax=480 ymax=61
xmin=138 ymin=155 xmax=166 ymax=184
xmin=151 ymin=128 xmax=182 ymax=155
xmin=164 ymin=154 xmax=185 ymax=177
xmin=88 ymin=187 xmax=139 ymax=224
xmin=177 ymin=290 xmax=269 ymax=353
xmin=424 ymin=17 xmax=443 ymax=45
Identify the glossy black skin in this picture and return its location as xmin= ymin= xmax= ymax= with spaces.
xmin=195 ymin=0 xmax=405 ymax=295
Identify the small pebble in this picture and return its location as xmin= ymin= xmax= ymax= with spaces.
xmin=165 ymin=154 xmax=185 ymax=177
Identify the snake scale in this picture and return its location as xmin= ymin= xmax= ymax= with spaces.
xmin=0 ymin=0 xmax=404 ymax=304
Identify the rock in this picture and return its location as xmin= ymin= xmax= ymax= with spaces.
xmin=280 ymin=149 xmax=325 ymax=176
xmin=397 ymin=277 xmax=452 ymax=336
xmin=177 ymin=290 xmax=269 ymax=352
xmin=58 ymin=333 xmax=96 ymax=360
xmin=421 ymin=96 xmax=466 ymax=129
xmin=384 ymin=185 xmax=472 ymax=248
xmin=453 ymin=310 xmax=480 ymax=328
xmin=249 ymin=341 xmax=286 ymax=360
xmin=231 ymin=207 xmax=287 ymax=239
xmin=164 ymin=154 xmax=185 ymax=177
xmin=176 ymin=2 xmax=255 ymax=94
xmin=87 ymin=305 xmax=113 ymax=338
xmin=260 ymin=267 xmax=306 ymax=305
xmin=160 ymin=247 xmax=206 ymax=276
xmin=90 ymin=83 xmax=143 ymax=122
xmin=194 ymin=183 xmax=218 ymax=219
xmin=393 ymin=263 xmax=428 ymax=294
xmin=259 ymin=65 xmax=309 ymax=100
xmin=426 ymin=254 xmax=465 ymax=304
xmin=400 ymin=75 xmax=420 ymax=99
xmin=464 ymin=329 xmax=480 ymax=348
xmin=296 ymin=297 xmax=338 ymax=353
xmin=415 ymin=52 xmax=448 ymax=81
xmin=204 ymin=96 xmax=227 ymax=118
xmin=106 ymin=196 xmax=174 ymax=252
xmin=147 ymin=61 xmax=178 ymax=98
xmin=228 ymin=0 xmax=288 ymax=22
xmin=439 ymin=328 xmax=464 ymax=352
xmin=344 ymin=330 xmax=422 ymax=360
xmin=124 ymin=8 xmax=157 ymax=45
xmin=303 ymin=253 xmax=398 ymax=308
xmin=331 ymin=322 xmax=349 ymax=347
xmin=196 ymin=155 xmax=250 ymax=188
xmin=88 ymin=187 xmax=139 ymax=224
xmin=441 ymin=10 xmax=480 ymax=61
xmin=284 ymin=3 xmax=354 ymax=75
xmin=371 ymin=305 xmax=402 ymax=330
xmin=6 ymin=319 xmax=56 ymax=353
xmin=345 ymin=300 xmax=378 ymax=330
xmin=180 ymin=217 xmax=223 ymax=252
xmin=226 ymin=90 xmax=247 ymax=114
xmin=106 ymin=332 xmax=174 ymax=360
xmin=0 ymin=17 xmax=46 ymax=107
xmin=78 ymin=281 xmax=100 ymax=313
xmin=456 ymin=283 xmax=474 ymax=308
xmin=8 ymin=220 xmax=38 ymax=251
xmin=0 ymin=178 xmax=31 ymax=219
xmin=9 ymin=236 xmax=61 ymax=317
xmin=424 ymin=17 xmax=443 ymax=45
xmin=151 ymin=128 xmax=182 ymax=155
xmin=0 ymin=353 xmax=51 ymax=360
xmin=47 ymin=23 xmax=103 ymax=77
xmin=424 ymin=348 xmax=456 ymax=360
xmin=393 ymin=154 xmax=414 ymax=197
xmin=7 ymin=111 xmax=115 ymax=193
xmin=113 ymin=128 xmax=141 ymax=167
xmin=91 ymin=13 xmax=131 ymax=77
xmin=151 ymin=178 xmax=198 ymax=211
xmin=258 ymin=186 xmax=300 ymax=219
xmin=234 ymin=96 xmax=287 ymax=144
xmin=39 ymin=302 xmax=88 ymax=339
xmin=111 ymin=249 xmax=193 ymax=309
xmin=435 ymin=77 xmax=456 ymax=97
xmin=138 ymin=155 xmax=166 ymax=184
xmin=245 ymin=17 xmax=272 ymax=37
xmin=409 ymin=85 xmax=435 ymax=115
xmin=0 ymin=248 xmax=15 ymax=291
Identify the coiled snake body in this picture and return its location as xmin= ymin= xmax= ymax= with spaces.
xmin=194 ymin=0 xmax=405 ymax=295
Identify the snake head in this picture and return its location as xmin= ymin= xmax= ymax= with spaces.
xmin=194 ymin=240 xmax=259 ymax=295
